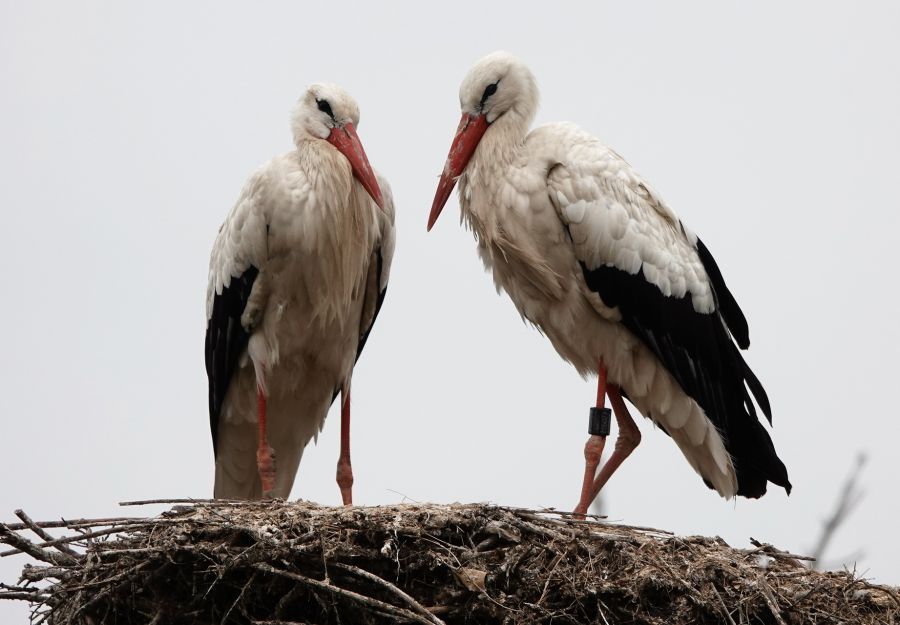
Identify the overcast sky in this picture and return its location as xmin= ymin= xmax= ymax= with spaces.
xmin=2 ymin=1 xmax=899 ymax=621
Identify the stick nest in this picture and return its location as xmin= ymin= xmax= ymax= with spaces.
xmin=2 ymin=500 xmax=897 ymax=624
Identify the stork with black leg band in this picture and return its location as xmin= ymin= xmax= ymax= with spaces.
xmin=575 ymin=364 xmax=611 ymax=517
xmin=574 ymin=363 xmax=643 ymax=517
xmin=589 ymin=406 xmax=611 ymax=437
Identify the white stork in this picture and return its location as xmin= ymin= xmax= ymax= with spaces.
xmin=428 ymin=52 xmax=790 ymax=515
xmin=206 ymin=84 xmax=395 ymax=501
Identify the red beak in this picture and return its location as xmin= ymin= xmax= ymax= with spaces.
xmin=327 ymin=122 xmax=384 ymax=211
xmin=427 ymin=112 xmax=489 ymax=231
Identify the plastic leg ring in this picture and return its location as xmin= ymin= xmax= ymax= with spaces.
xmin=589 ymin=407 xmax=612 ymax=436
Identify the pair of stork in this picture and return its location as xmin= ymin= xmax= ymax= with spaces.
xmin=205 ymin=52 xmax=791 ymax=514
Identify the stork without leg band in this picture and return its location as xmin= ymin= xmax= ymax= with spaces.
xmin=256 ymin=386 xmax=277 ymax=498
xmin=336 ymin=389 xmax=354 ymax=506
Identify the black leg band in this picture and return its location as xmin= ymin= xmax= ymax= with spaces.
xmin=589 ymin=407 xmax=611 ymax=436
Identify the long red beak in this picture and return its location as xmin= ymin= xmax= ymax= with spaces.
xmin=427 ymin=112 xmax=489 ymax=231
xmin=327 ymin=122 xmax=384 ymax=210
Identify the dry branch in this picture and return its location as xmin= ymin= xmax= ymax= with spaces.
xmin=810 ymin=452 xmax=868 ymax=569
xmin=1 ymin=500 xmax=897 ymax=625
xmin=12 ymin=511 xmax=79 ymax=560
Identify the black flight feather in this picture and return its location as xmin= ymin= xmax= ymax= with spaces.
xmin=696 ymin=237 xmax=750 ymax=350
xmin=331 ymin=249 xmax=388 ymax=404
xmin=205 ymin=266 xmax=259 ymax=458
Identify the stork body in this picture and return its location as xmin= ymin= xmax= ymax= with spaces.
xmin=429 ymin=52 xmax=790 ymax=512
xmin=206 ymin=84 xmax=394 ymax=500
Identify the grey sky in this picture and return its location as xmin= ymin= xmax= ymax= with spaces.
xmin=2 ymin=2 xmax=899 ymax=620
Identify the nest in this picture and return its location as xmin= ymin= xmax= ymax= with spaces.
xmin=1 ymin=500 xmax=897 ymax=624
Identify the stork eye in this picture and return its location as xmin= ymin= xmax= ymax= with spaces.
xmin=317 ymin=99 xmax=334 ymax=118
xmin=480 ymin=81 xmax=499 ymax=105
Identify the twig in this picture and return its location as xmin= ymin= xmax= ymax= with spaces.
xmin=221 ymin=571 xmax=257 ymax=625
xmin=536 ymin=552 xmax=564 ymax=606
xmin=810 ymin=453 xmax=867 ymax=570
xmin=386 ymin=489 xmax=422 ymax=504
xmin=1 ymin=524 xmax=151 ymax=558
xmin=0 ymin=582 xmax=50 ymax=595
xmin=119 ymin=498 xmax=266 ymax=507
xmin=120 ymin=498 xmax=212 ymax=506
xmin=0 ymin=590 xmax=51 ymax=601
xmin=878 ymin=584 xmax=900 ymax=610
xmin=712 ymin=585 xmax=738 ymax=625
xmin=602 ymin=522 xmax=674 ymax=536
xmin=0 ymin=524 xmax=73 ymax=566
xmin=20 ymin=565 xmax=73 ymax=583
xmin=649 ymin=551 xmax=705 ymax=605
xmin=254 ymin=563 xmax=437 ymax=625
xmin=14 ymin=510 xmax=79 ymax=560
xmin=757 ymin=577 xmax=788 ymax=625
xmin=2 ymin=516 xmax=147 ymax=531
xmin=331 ymin=563 xmax=446 ymax=625
xmin=500 ymin=505 xmax=607 ymax=521
xmin=596 ymin=600 xmax=612 ymax=625
xmin=56 ymin=561 xmax=149 ymax=594
xmin=748 ymin=539 xmax=816 ymax=562
xmin=506 ymin=517 xmax=568 ymax=543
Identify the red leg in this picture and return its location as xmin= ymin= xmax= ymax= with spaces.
xmin=582 ymin=385 xmax=642 ymax=506
xmin=574 ymin=364 xmax=609 ymax=517
xmin=336 ymin=388 xmax=354 ymax=505
xmin=256 ymin=385 xmax=276 ymax=498
xmin=596 ymin=365 xmax=607 ymax=409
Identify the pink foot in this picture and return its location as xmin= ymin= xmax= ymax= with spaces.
xmin=573 ymin=434 xmax=606 ymax=518
xmin=337 ymin=388 xmax=353 ymax=506
xmin=257 ymin=444 xmax=276 ymax=498
xmin=336 ymin=457 xmax=354 ymax=506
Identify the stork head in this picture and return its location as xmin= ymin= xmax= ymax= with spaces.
xmin=428 ymin=51 xmax=538 ymax=230
xmin=291 ymin=83 xmax=383 ymax=210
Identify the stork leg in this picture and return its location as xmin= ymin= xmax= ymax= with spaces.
xmin=573 ymin=383 xmax=642 ymax=516
xmin=336 ymin=388 xmax=354 ymax=505
xmin=574 ymin=365 xmax=609 ymax=517
xmin=255 ymin=385 xmax=276 ymax=498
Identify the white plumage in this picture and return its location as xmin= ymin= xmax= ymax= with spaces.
xmin=546 ymin=130 xmax=714 ymax=312
xmin=206 ymin=83 xmax=394 ymax=501
xmin=429 ymin=52 xmax=789 ymax=513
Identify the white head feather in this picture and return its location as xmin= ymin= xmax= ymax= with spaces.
xmin=458 ymin=51 xmax=539 ymax=127
xmin=290 ymin=83 xmax=361 ymax=146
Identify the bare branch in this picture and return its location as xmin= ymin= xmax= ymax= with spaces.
xmin=0 ymin=524 xmax=151 ymax=558
xmin=749 ymin=538 xmax=817 ymax=562
xmin=254 ymin=563 xmax=438 ymax=625
xmin=331 ymin=563 xmax=446 ymax=625
xmin=14 ymin=510 xmax=79 ymax=559
xmin=2 ymin=516 xmax=147 ymax=531
xmin=0 ymin=524 xmax=74 ymax=566
xmin=810 ymin=452 xmax=867 ymax=570
xmin=119 ymin=498 xmax=266 ymax=507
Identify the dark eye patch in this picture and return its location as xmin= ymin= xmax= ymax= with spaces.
xmin=317 ymin=99 xmax=334 ymax=119
xmin=480 ymin=81 xmax=499 ymax=106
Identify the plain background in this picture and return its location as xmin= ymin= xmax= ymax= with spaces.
xmin=2 ymin=1 xmax=899 ymax=621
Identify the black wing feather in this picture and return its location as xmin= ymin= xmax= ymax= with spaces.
xmin=355 ymin=250 xmax=387 ymax=361
xmin=331 ymin=250 xmax=388 ymax=404
xmin=579 ymin=259 xmax=790 ymax=498
xmin=696 ymin=237 xmax=750 ymax=349
xmin=205 ymin=266 xmax=259 ymax=458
